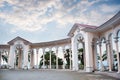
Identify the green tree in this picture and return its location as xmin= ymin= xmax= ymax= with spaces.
xmin=101 ymin=50 xmax=117 ymax=61
xmin=102 ymin=51 xmax=107 ymax=61
xmin=2 ymin=55 xmax=8 ymax=62
xmin=64 ymin=49 xmax=70 ymax=68
xmin=0 ymin=51 xmax=8 ymax=63
xmin=78 ymin=48 xmax=84 ymax=65
xmin=39 ymin=51 xmax=63 ymax=68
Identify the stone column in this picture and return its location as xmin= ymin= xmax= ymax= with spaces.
xmin=31 ymin=49 xmax=34 ymax=69
xmin=42 ymin=48 xmax=45 ymax=69
xmin=23 ymin=45 xmax=29 ymax=69
xmin=91 ymin=42 xmax=96 ymax=71
xmin=106 ymin=40 xmax=112 ymax=71
xmin=18 ymin=50 xmax=21 ymax=69
xmin=7 ymin=50 xmax=10 ymax=67
xmin=49 ymin=48 xmax=52 ymax=69
xmin=105 ymin=41 xmax=109 ymax=70
xmin=114 ymin=37 xmax=120 ymax=73
xmin=72 ymin=37 xmax=79 ymax=71
xmin=84 ymin=33 xmax=94 ymax=72
xmin=93 ymin=44 xmax=98 ymax=70
xmin=62 ymin=47 xmax=65 ymax=69
xmin=36 ymin=48 xmax=39 ymax=69
xmin=8 ymin=45 xmax=15 ymax=69
xmin=99 ymin=41 xmax=103 ymax=71
xmin=56 ymin=48 xmax=58 ymax=69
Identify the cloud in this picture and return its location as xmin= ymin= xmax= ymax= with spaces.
xmin=0 ymin=0 xmax=4 ymax=7
xmin=100 ymin=4 xmax=120 ymax=13
xmin=0 ymin=0 xmax=119 ymax=32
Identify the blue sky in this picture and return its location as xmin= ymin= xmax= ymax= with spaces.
xmin=0 ymin=0 xmax=120 ymax=44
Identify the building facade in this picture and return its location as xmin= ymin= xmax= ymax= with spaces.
xmin=0 ymin=11 xmax=120 ymax=73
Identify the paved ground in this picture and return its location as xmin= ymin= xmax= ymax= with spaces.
xmin=0 ymin=69 xmax=119 ymax=80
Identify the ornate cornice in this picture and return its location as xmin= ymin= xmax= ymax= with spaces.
xmin=31 ymin=38 xmax=71 ymax=48
xmin=0 ymin=45 xmax=10 ymax=49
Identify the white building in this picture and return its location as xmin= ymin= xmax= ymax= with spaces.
xmin=0 ymin=11 xmax=120 ymax=73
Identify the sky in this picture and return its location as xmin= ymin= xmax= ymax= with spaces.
xmin=0 ymin=0 xmax=120 ymax=44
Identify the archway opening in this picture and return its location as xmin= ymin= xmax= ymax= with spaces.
xmin=15 ymin=44 xmax=23 ymax=69
xmin=77 ymin=34 xmax=85 ymax=70
xmin=108 ymin=34 xmax=117 ymax=71
xmin=101 ymin=38 xmax=108 ymax=71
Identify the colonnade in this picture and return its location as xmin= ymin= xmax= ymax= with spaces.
xmin=94 ymin=31 xmax=120 ymax=73
xmin=29 ymin=45 xmax=72 ymax=69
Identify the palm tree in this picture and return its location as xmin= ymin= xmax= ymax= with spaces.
xmin=97 ymin=50 xmax=117 ymax=70
xmin=64 ymin=49 xmax=70 ymax=69
xmin=101 ymin=50 xmax=117 ymax=61
xmin=102 ymin=51 xmax=107 ymax=61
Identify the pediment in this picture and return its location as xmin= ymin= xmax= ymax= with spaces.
xmin=67 ymin=23 xmax=97 ymax=37
xmin=8 ymin=36 xmax=31 ymax=45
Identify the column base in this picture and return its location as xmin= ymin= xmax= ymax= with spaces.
xmin=72 ymin=66 xmax=79 ymax=71
xmin=86 ymin=67 xmax=93 ymax=72
xmin=41 ymin=65 xmax=46 ymax=69
xmin=22 ymin=65 xmax=28 ymax=70
xmin=117 ymin=71 xmax=120 ymax=73
xmin=109 ymin=69 xmax=112 ymax=72
xmin=8 ymin=65 xmax=14 ymax=69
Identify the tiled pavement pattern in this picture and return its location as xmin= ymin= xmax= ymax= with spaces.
xmin=0 ymin=70 xmax=119 ymax=80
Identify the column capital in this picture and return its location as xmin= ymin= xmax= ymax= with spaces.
xmin=36 ymin=48 xmax=39 ymax=52
xmin=56 ymin=48 xmax=58 ymax=52
xmin=42 ymin=48 xmax=45 ymax=52
xmin=62 ymin=45 xmax=65 ymax=49
xmin=69 ymin=48 xmax=72 ymax=53
xmin=105 ymin=40 xmax=110 ymax=45
xmin=36 ymin=48 xmax=39 ymax=54
xmin=98 ymin=41 xmax=102 ymax=47
xmin=114 ymin=36 xmax=119 ymax=43
xmin=55 ymin=47 xmax=58 ymax=51
xmin=63 ymin=48 xmax=66 ymax=53
xmin=91 ymin=41 xmax=94 ymax=47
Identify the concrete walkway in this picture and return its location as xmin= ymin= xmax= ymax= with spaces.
xmin=0 ymin=69 xmax=119 ymax=80
xmin=95 ymin=71 xmax=120 ymax=79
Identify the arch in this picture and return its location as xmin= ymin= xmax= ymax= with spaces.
xmin=72 ymin=33 xmax=85 ymax=71
xmin=100 ymin=37 xmax=106 ymax=42
xmin=108 ymin=33 xmax=118 ymax=71
xmin=114 ymin=25 xmax=120 ymax=37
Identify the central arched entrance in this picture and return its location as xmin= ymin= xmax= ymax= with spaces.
xmin=15 ymin=44 xmax=23 ymax=69
xmin=72 ymin=32 xmax=85 ymax=71
xmin=77 ymin=34 xmax=85 ymax=70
